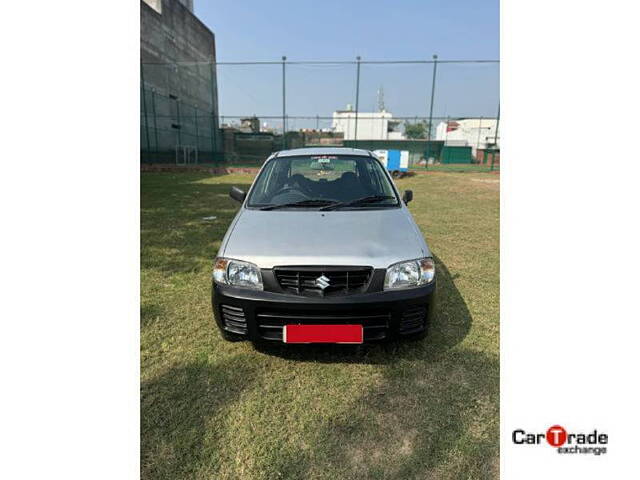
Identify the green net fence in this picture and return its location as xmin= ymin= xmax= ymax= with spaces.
xmin=141 ymin=59 xmax=499 ymax=169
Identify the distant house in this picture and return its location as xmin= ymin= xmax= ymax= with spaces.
xmin=332 ymin=105 xmax=405 ymax=140
xmin=240 ymin=116 xmax=260 ymax=133
xmin=435 ymin=118 xmax=500 ymax=154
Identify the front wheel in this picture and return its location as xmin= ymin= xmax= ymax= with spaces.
xmin=401 ymin=328 xmax=428 ymax=341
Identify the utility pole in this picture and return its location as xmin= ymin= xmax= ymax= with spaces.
xmin=377 ymin=86 xmax=385 ymax=112
xmin=426 ymin=54 xmax=438 ymax=165
xmin=354 ymin=56 xmax=361 ymax=141
xmin=282 ymin=56 xmax=287 ymax=149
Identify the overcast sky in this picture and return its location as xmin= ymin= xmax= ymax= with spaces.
xmin=195 ymin=0 xmax=499 ymax=129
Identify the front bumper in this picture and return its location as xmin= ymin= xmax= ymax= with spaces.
xmin=211 ymin=279 xmax=436 ymax=342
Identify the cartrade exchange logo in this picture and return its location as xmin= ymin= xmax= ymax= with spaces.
xmin=512 ymin=425 xmax=608 ymax=455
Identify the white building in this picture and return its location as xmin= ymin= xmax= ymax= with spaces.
xmin=435 ymin=118 xmax=500 ymax=153
xmin=332 ymin=106 xmax=404 ymax=140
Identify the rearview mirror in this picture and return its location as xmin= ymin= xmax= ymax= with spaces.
xmin=230 ymin=186 xmax=246 ymax=203
xmin=403 ymin=190 xmax=413 ymax=204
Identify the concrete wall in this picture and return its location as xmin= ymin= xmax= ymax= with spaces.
xmin=476 ymin=149 xmax=500 ymax=165
xmin=177 ymin=0 xmax=193 ymax=12
xmin=141 ymin=0 xmax=220 ymax=161
xmin=220 ymin=130 xmax=281 ymax=165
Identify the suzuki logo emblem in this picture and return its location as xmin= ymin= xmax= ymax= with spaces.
xmin=315 ymin=274 xmax=331 ymax=290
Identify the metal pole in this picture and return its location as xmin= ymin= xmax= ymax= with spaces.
xmin=140 ymin=65 xmax=151 ymax=162
xmin=476 ymin=116 xmax=483 ymax=164
xmin=426 ymin=54 xmax=438 ymax=166
xmin=151 ymin=88 xmax=159 ymax=157
xmin=194 ymin=107 xmax=199 ymax=154
xmin=354 ymin=56 xmax=361 ymax=141
xmin=282 ymin=56 xmax=287 ymax=149
xmin=209 ymin=63 xmax=217 ymax=162
xmin=491 ymin=104 xmax=500 ymax=171
xmin=175 ymin=98 xmax=182 ymax=147
xmin=492 ymin=105 xmax=500 ymax=146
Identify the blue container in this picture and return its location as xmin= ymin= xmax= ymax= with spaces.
xmin=373 ymin=149 xmax=409 ymax=174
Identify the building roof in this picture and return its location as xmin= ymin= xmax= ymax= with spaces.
xmin=275 ymin=147 xmax=372 ymax=158
xmin=333 ymin=111 xmax=393 ymax=117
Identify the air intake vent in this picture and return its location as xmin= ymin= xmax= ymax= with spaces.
xmin=274 ymin=266 xmax=372 ymax=296
xmin=256 ymin=309 xmax=389 ymax=341
xmin=399 ymin=307 xmax=426 ymax=334
xmin=221 ymin=305 xmax=247 ymax=334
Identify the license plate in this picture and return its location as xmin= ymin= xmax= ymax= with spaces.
xmin=283 ymin=324 xmax=363 ymax=344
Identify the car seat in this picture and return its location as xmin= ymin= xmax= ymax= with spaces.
xmin=338 ymin=172 xmax=365 ymax=200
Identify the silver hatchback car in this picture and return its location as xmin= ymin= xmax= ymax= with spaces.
xmin=212 ymin=147 xmax=436 ymax=344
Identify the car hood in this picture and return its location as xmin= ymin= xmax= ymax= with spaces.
xmin=221 ymin=208 xmax=430 ymax=269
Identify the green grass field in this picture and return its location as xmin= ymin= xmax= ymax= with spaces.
xmin=412 ymin=164 xmax=499 ymax=173
xmin=141 ymin=171 xmax=500 ymax=479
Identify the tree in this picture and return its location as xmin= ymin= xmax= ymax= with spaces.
xmin=404 ymin=121 xmax=428 ymax=139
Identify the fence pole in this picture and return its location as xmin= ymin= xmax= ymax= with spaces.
xmin=140 ymin=65 xmax=151 ymax=162
xmin=282 ymin=55 xmax=287 ymax=149
xmin=425 ymin=54 xmax=438 ymax=166
xmin=175 ymin=97 xmax=182 ymax=147
xmin=354 ymin=56 xmax=361 ymax=141
xmin=194 ymin=107 xmax=199 ymax=154
xmin=209 ymin=63 xmax=217 ymax=162
xmin=476 ymin=116 xmax=483 ymax=164
xmin=151 ymin=88 xmax=159 ymax=157
xmin=491 ymin=104 xmax=500 ymax=171
xmin=444 ymin=116 xmax=450 ymax=143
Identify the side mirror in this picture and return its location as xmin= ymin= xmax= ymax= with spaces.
xmin=403 ymin=190 xmax=413 ymax=204
xmin=230 ymin=186 xmax=246 ymax=203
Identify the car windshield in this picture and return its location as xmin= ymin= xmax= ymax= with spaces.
xmin=247 ymin=155 xmax=399 ymax=209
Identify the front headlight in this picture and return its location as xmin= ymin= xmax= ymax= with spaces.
xmin=213 ymin=257 xmax=263 ymax=290
xmin=384 ymin=257 xmax=435 ymax=290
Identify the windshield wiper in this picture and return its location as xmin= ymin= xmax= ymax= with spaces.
xmin=259 ymin=198 xmax=336 ymax=210
xmin=319 ymin=195 xmax=397 ymax=211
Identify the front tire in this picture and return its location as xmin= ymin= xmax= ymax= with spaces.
xmin=401 ymin=328 xmax=428 ymax=341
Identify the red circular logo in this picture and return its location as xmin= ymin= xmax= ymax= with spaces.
xmin=546 ymin=425 xmax=567 ymax=447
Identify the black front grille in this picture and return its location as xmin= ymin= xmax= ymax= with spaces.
xmin=274 ymin=266 xmax=373 ymax=297
xmin=399 ymin=306 xmax=426 ymax=334
xmin=221 ymin=304 xmax=248 ymax=334
xmin=256 ymin=309 xmax=390 ymax=341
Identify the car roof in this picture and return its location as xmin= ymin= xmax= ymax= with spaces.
xmin=274 ymin=147 xmax=373 ymax=158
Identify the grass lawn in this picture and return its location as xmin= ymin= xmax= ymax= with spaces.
xmin=141 ymin=171 xmax=500 ymax=479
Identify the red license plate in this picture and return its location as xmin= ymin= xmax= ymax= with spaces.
xmin=283 ymin=324 xmax=363 ymax=344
